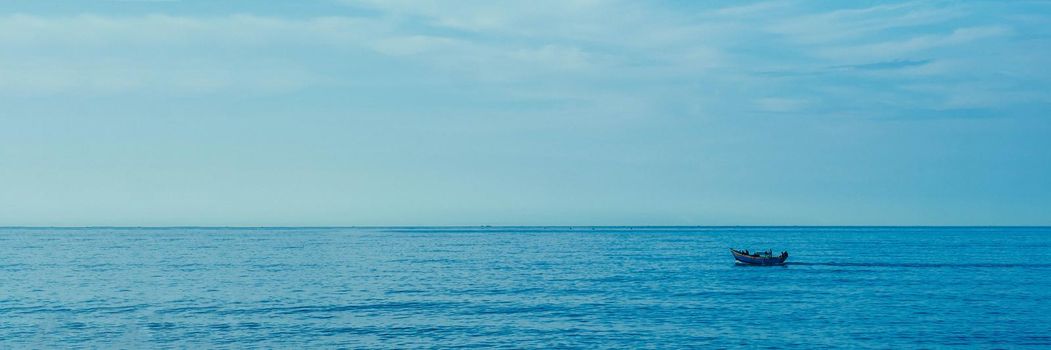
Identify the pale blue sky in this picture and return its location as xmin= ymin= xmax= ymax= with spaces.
xmin=1 ymin=1 xmax=1049 ymax=226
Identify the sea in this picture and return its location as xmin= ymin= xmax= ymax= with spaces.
xmin=1 ymin=226 xmax=1049 ymax=349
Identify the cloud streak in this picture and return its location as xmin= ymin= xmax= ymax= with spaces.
xmin=0 ymin=2 xmax=1047 ymax=121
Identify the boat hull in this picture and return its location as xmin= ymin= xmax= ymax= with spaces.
xmin=730 ymin=249 xmax=787 ymax=265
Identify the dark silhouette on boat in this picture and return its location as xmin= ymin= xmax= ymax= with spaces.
xmin=730 ymin=248 xmax=788 ymax=265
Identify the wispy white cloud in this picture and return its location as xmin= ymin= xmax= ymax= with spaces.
xmin=0 ymin=1 xmax=1047 ymax=122
xmin=0 ymin=14 xmax=382 ymax=47
xmin=0 ymin=57 xmax=320 ymax=95
xmin=768 ymin=2 xmax=966 ymax=44
xmin=0 ymin=14 xmax=357 ymax=94
xmin=754 ymin=97 xmax=811 ymax=113
xmin=818 ymin=26 xmax=1011 ymax=61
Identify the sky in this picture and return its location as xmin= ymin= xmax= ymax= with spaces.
xmin=1 ymin=0 xmax=1049 ymax=226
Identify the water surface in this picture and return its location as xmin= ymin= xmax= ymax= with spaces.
xmin=1 ymin=227 xmax=1048 ymax=348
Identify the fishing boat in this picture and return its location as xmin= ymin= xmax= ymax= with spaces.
xmin=730 ymin=248 xmax=788 ymax=265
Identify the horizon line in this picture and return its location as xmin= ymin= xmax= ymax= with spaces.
xmin=1 ymin=225 xmax=1049 ymax=229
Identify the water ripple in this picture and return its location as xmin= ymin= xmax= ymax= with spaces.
xmin=1 ymin=227 xmax=1049 ymax=348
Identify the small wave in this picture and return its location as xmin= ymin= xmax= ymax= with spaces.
xmin=787 ymin=262 xmax=1051 ymax=268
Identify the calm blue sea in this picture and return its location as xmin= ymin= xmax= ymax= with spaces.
xmin=1 ymin=227 xmax=1049 ymax=348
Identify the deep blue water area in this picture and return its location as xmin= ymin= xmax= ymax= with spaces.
xmin=1 ymin=227 xmax=1049 ymax=348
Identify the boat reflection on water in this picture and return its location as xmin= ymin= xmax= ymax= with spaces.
xmin=730 ymin=248 xmax=788 ymax=266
